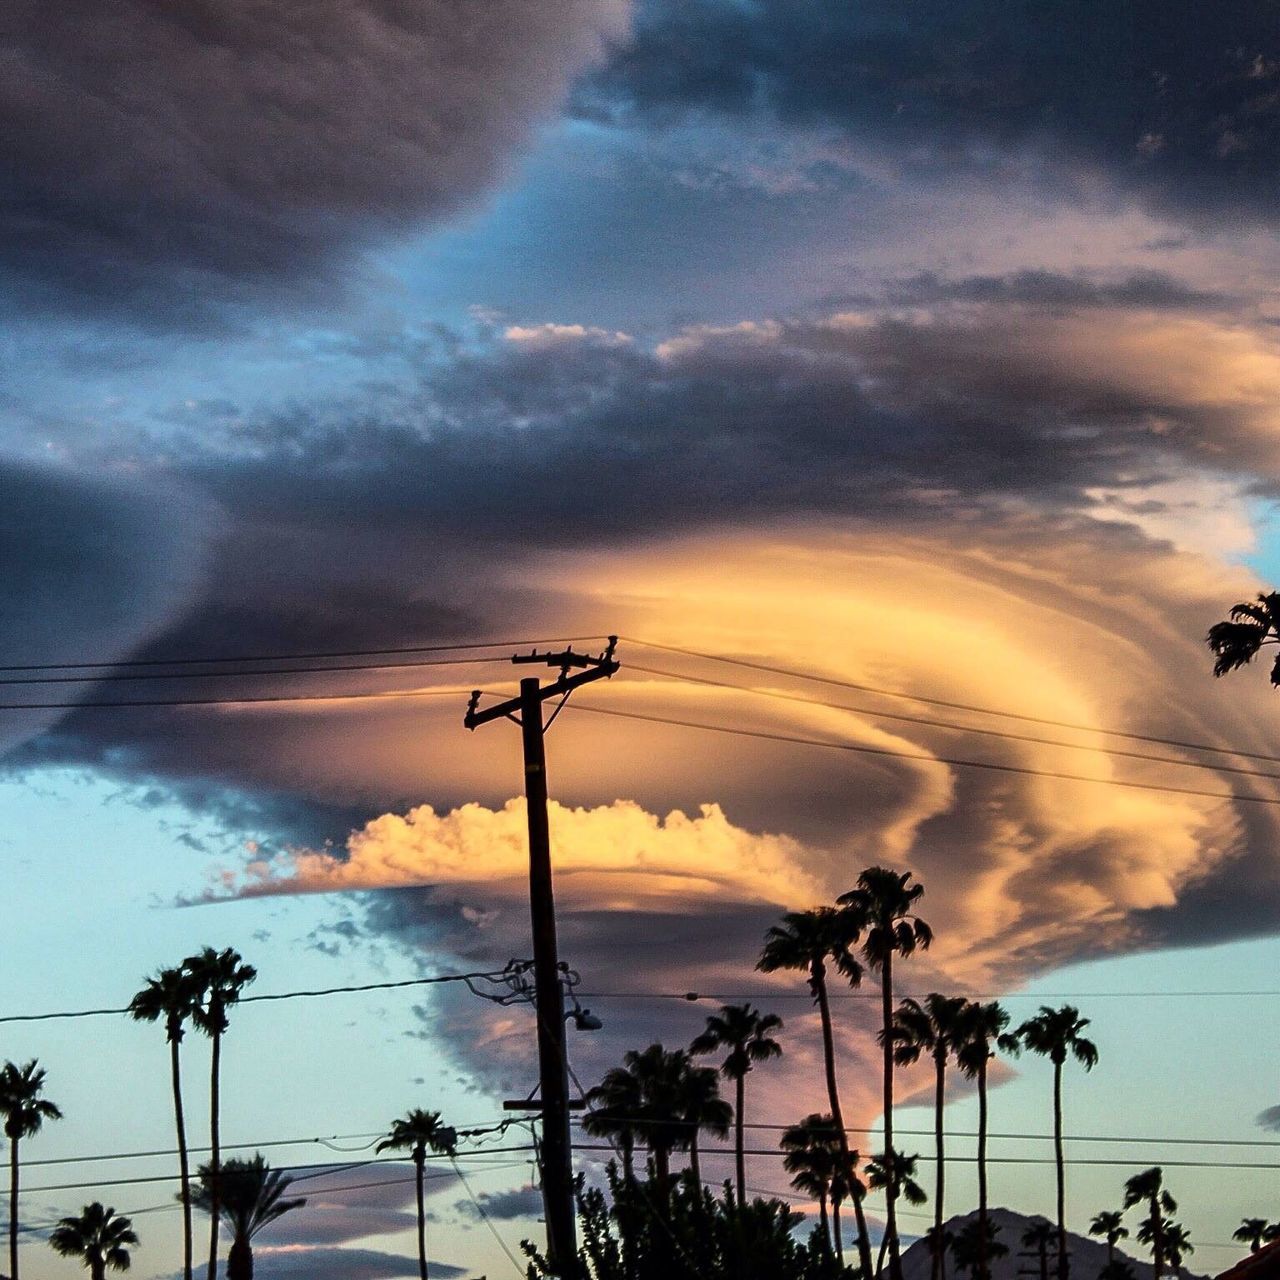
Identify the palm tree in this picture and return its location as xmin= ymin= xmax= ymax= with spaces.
xmin=184 ymin=947 xmax=256 ymax=1280
xmin=0 ymin=1059 xmax=62 ymax=1280
xmin=1235 ymin=1219 xmax=1270 ymax=1254
xmin=376 ymin=1109 xmax=457 ymax=1280
xmin=837 ymin=867 xmax=932 ymax=1280
xmin=759 ymin=905 xmax=872 ymax=1279
xmin=1123 ymin=1168 xmax=1177 ymax=1280
xmin=1090 ymin=1210 xmax=1129 ymax=1264
xmin=691 ymin=1004 xmax=783 ymax=1202
xmin=1023 ymin=1219 xmax=1056 ymax=1280
xmin=1161 ymin=1222 xmax=1193 ymax=1272
xmin=953 ymin=1217 xmax=1008 ymax=1280
xmin=49 ymin=1203 xmax=138 ymax=1280
xmin=192 ymin=1154 xmax=304 ymax=1280
xmin=129 ymin=965 xmax=201 ymax=1280
xmin=781 ymin=1115 xmax=841 ymax=1259
xmin=867 ymin=1147 xmax=927 ymax=1273
xmin=955 ymin=1001 xmax=1014 ymax=1280
xmin=890 ymin=993 xmax=967 ymax=1280
xmin=585 ymin=1062 xmax=644 ymax=1184
xmin=674 ymin=1058 xmax=731 ymax=1187
xmin=1207 ymin=593 xmax=1280 ymax=684
xmin=614 ymin=1043 xmax=698 ymax=1200
xmin=1010 ymin=1006 xmax=1098 ymax=1280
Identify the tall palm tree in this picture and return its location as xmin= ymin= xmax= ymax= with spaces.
xmin=1011 ymin=1006 xmax=1098 ymax=1280
xmin=49 ymin=1203 xmax=138 ymax=1280
xmin=0 ymin=1059 xmax=62 ymax=1280
xmin=604 ymin=1043 xmax=697 ymax=1201
xmin=1090 ymin=1210 xmax=1129 ymax=1264
xmin=838 ymin=867 xmax=932 ymax=1280
xmin=674 ymin=1058 xmax=731 ymax=1187
xmin=192 ymin=1154 xmax=304 ymax=1280
xmin=955 ymin=1000 xmax=1014 ymax=1280
xmin=376 ymin=1109 xmax=457 ymax=1280
xmin=758 ymin=906 xmax=873 ymax=1279
xmin=129 ymin=966 xmax=201 ymax=1280
xmin=1235 ymin=1219 xmax=1271 ymax=1254
xmin=953 ymin=1217 xmax=1009 ymax=1280
xmin=184 ymin=947 xmax=257 ymax=1280
xmin=1023 ymin=1219 xmax=1056 ymax=1280
xmin=1123 ymin=1169 xmax=1177 ymax=1280
xmin=1207 ymin=593 xmax=1280 ymax=684
xmin=890 ymin=993 xmax=967 ymax=1280
xmin=781 ymin=1115 xmax=841 ymax=1259
xmin=584 ymin=1062 xmax=644 ymax=1184
xmin=691 ymin=1004 xmax=783 ymax=1202
xmin=867 ymin=1149 xmax=927 ymax=1277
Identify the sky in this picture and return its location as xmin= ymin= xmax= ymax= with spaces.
xmin=5 ymin=2 xmax=1280 ymax=1276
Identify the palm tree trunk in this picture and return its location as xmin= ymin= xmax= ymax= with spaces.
xmin=689 ymin=1134 xmax=702 ymax=1187
xmin=977 ymin=1056 xmax=989 ymax=1280
xmin=9 ymin=1135 xmax=18 ymax=1280
xmin=1053 ymin=1062 xmax=1066 ymax=1280
xmin=819 ymin=1191 xmax=831 ymax=1259
xmin=91 ymin=1260 xmax=106 ymax=1280
xmin=208 ymin=1027 xmax=222 ymax=1280
xmin=881 ymin=952 xmax=901 ymax=1280
xmin=227 ymin=1237 xmax=252 ymax=1280
xmin=655 ymin=1145 xmax=672 ymax=1203
xmin=833 ymin=1198 xmax=845 ymax=1266
xmin=933 ymin=1052 xmax=946 ymax=1280
xmin=1106 ymin=1240 xmax=1114 ymax=1267
xmin=415 ymin=1150 xmax=429 ymax=1280
xmin=171 ymin=1036 xmax=192 ymax=1280
xmin=1039 ymin=1239 xmax=1049 ymax=1280
xmin=1151 ymin=1202 xmax=1163 ymax=1280
xmin=734 ymin=1074 xmax=746 ymax=1203
xmin=814 ymin=961 xmax=873 ymax=1280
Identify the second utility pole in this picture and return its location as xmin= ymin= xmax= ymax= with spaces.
xmin=465 ymin=637 xmax=619 ymax=1280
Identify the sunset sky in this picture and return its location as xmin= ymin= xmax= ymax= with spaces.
xmin=6 ymin=3 xmax=1280 ymax=1278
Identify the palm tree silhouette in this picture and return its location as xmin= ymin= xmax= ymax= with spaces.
xmin=1090 ymin=1210 xmax=1129 ymax=1265
xmin=955 ymin=1000 xmax=1014 ymax=1280
xmin=1023 ymin=1218 xmax=1056 ymax=1280
xmin=690 ymin=1004 xmax=783 ymax=1202
xmin=1235 ymin=1219 xmax=1271 ymax=1254
xmin=781 ymin=1115 xmax=841 ymax=1260
xmin=1122 ymin=1168 xmax=1177 ymax=1280
xmin=758 ymin=906 xmax=872 ymax=1278
xmin=1010 ymin=1006 xmax=1098 ymax=1280
xmin=129 ymin=966 xmax=200 ymax=1280
xmin=49 ymin=1203 xmax=138 ymax=1280
xmin=867 ymin=1147 xmax=927 ymax=1277
xmin=376 ymin=1109 xmax=457 ymax=1280
xmin=584 ymin=1062 xmax=644 ymax=1184
xmin=184 ymin=947 xmax=256 ymax=1280
xmin=1161 ymin=1222 xmax=1193 ymax=1271
xmin=192 ymin=1154 xmax=304 ymax=1280
xmin=838 ymin=867 xmax=932 ymax=1280
xmin=0 ymin=1059 xmax=62 ymax=1280
xmin=953 ymin=1217 xmax=1008 ymax=1280
xmin=1207 ymin=592 xmax=1280 ymax=684
xmin=890 ymin=993 xmax=967 ymax=1280
xmin=674 ymin=1057 xmax=731 ymax=1186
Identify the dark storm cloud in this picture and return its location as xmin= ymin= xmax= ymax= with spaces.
xmin=455 ymin=1184 xmax=542 ymax=1222
xmin=584 ymin=0 xmax=1280 ymax=223
xmin=242 ymin=1247 xmax=464 ymax=1280
xmin=877 ymin=270 xmax=1233 ymax=312
xmin=0 ymin=0 xmax=627 ymax=320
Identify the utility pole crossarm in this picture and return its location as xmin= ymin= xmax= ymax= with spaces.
xmin=464 ymin=638 xmax=619 ymax=730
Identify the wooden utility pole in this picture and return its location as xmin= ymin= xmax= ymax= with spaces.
xmin=464 ymin=638 xmax=619 ymax=1279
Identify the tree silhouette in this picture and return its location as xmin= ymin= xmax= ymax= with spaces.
xmin=781 ymin=1115 xmax=841 ymax=1260
xmin=184 ymin=947 xmax=256 ymax=1280
xmin=691 ymin=1005 xmax=783 ymax=1202
xmin=955 ymin=1001 xmax=1014 ymax=1280
xmin=585 ymin=1062 xmax=645 ymax=1184
xmin=49 ymin=1203 xmax=138 ymax=1280
xmin=377 ymin=1109 xmax=457 ymax=1280
xmin=953 ymin=1218 xmax=1008 ymax=1280
xmin=1010 ymin=1006 xmax=1098 ymax=1280
xmin=759 ymin=906 xmax=872 ymax=1279
xmin=1023 ymin=1219 xmax=1056 ymax=1280
xmin=890 ymin=993 xmax=967 ymax=1280
xmin=192 ymin=1155 xmax=304 ymax=1280
xmin=675 ymin=1058 xmax=731 ymax=1187
xmin=838 ymin=867 xmax=931 ymax=1280
xmin=1090 ymin=1210 xmax=1129 ymax=1265
xmin=1140 ymin=1219 xmax=1192 ymax=1273
xmin=129 ymin=966 xmax=201 ymax=1280
xmin=0 ymin=1059 xmax=62 ymax=1280
xmin=1207 ymin=593 xmax=1280 ymax=684
xmin=617 ymin=1043 xmax=701 ymax=1201
xmin=1234 ymin=1219 xmax=1270 ymax=1254
xmin=1123 ymin=1168 xmax=1177 ymax=1280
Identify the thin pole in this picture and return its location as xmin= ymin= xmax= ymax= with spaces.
xmin=520 ymin=677 xmax=577 ymax=1278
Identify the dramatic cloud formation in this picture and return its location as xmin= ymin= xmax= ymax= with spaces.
xmin=0 ymin=0 xmax=629 ymax=316
xmin=251 ymin=1245 xmax=464 ymax=1280
xmin=585 ymin=0 xmax=1280 ymax=225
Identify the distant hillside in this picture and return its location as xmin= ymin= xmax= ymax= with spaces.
xmin=899 ymin=1209 xmax=1212 ymax=1280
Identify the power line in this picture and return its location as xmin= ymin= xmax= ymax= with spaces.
xmin=0 ymin=637 xmax=608 ymax=674
xmin=621 ymin=636 xmax=1280 ymax=766
xmin=625 ymin=662 xmax=1280 ymax=784
xmin=576 ymin=988 xmax=1280 ymax=1001
xmin=0 ymin=686 xmax=486 ymax=713
xmin=451 ymin=1155 xmax=530 ymax=1279
xmin=568 ymin=703 xmax=1280 ymax=807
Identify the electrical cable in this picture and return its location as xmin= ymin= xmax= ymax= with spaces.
xmin=450 ymin=1154 xmax=531 ymax=1278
